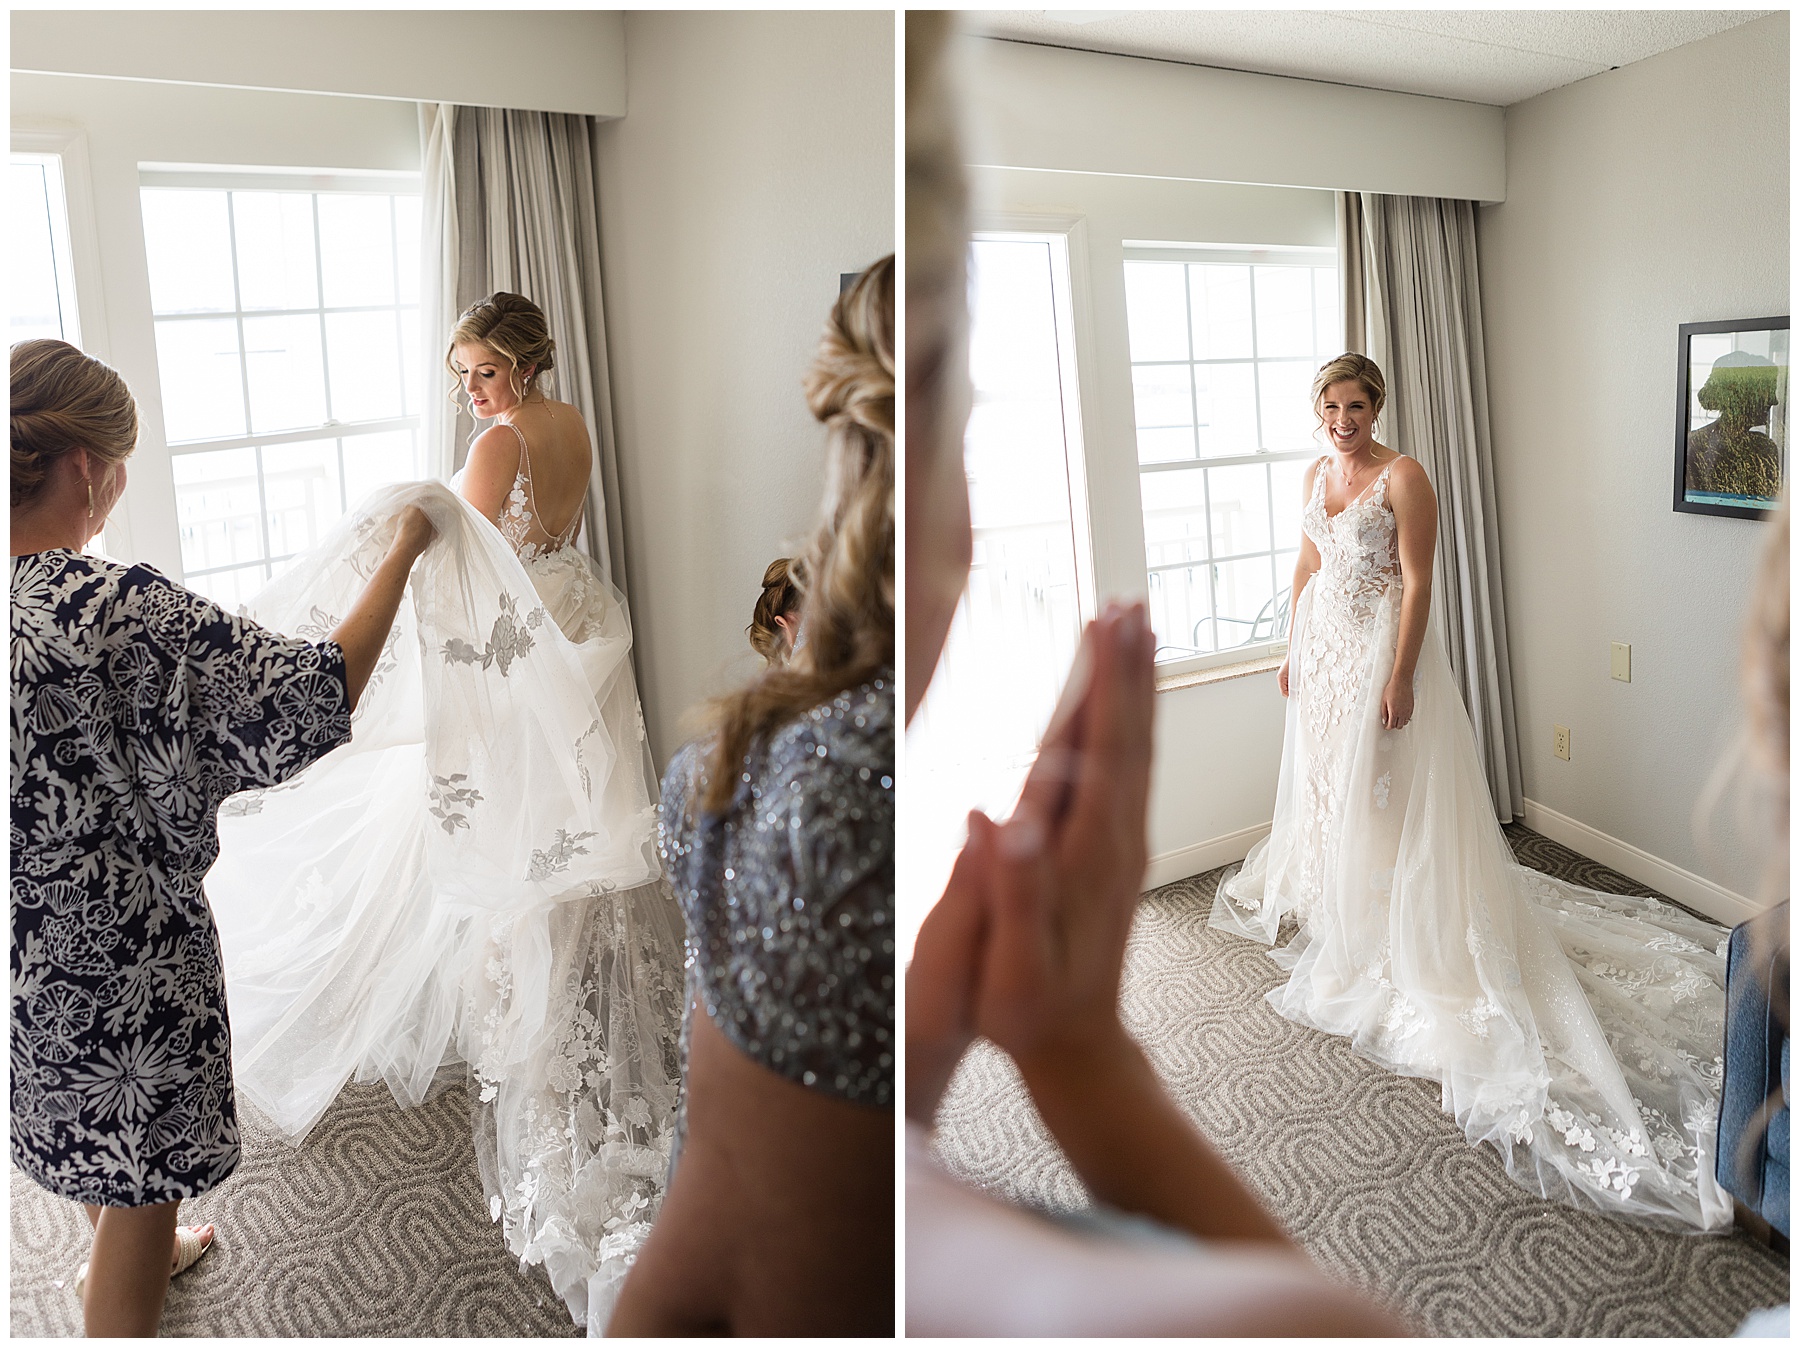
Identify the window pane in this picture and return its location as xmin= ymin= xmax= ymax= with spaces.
xmin=1214 ymin=555 xmax=1278 ymax=650
xmin=243 ymin=314 xmax=327 ymax=433
xmin=141 ymin=189 xmax=236 ymax=314
xmin=1270 ymin=457 xmax=1311 ymax=549
xmin=1313 ymin=268 xmax=1340 ymax=357
xmin=232 ymin=192 xmax=318 ymax=311
xmin=342 ymin=430 xmax=421 ymax=507
xmin=1207 ymin=462 xmax=1272 ymax=557
xmin=155 ymin=319 xmax=246 ymax=442
xmin=1190 ymin=264 xmax=1253 ymax=360
xmin=1253 ymin=266 xmax=1314 ymax=358
xmin=1193 ymin=361 xmax=1258 ymax=457
xmin=1258 ymin=359 xmax=1318 ymax=451
xmin=399 ymin=308 xmax=421 ymax=417
xmin=1148 ymin=564 xmax=1214 ymax=657
xmin=1140 ymin=467 xmax=1209 ymax=568
xmin=325 ymin=310 xmax=405 ymax=422
xmin=1131 ymin=363 xmax=1193 ymax=429
xmin=394 ymin=197 xmax=421 ymax=306
xmin=186 ymin=561 xmax=269 ymax=613
xmin=1137 ymin=426 xmax=1196 ymax=465
xmin=908 ymin=234 xmax=1086 ymax=956
xmin=1124 ymin=261 xmax=1189 ymax=362
xmin=172 ymin=447 xmax=263 ymax=574
xmin=1274 ymin=549 xmax=1300 ymax=614
xmin=318 ymin=194 xmax=395 ymax=307
xmin=263 ymin=439 xmax=344 ymax=559
xmin=11 ymin=160 xmax=69 ymax=343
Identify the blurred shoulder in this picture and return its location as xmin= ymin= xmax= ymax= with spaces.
xmin=766 ymin=673 xmax=896 ymax=796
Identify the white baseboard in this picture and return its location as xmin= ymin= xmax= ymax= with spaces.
xmin=1145 ymin=822 xmax=1270 ymax=890
xmin=1520 ymin=797 xmax=1759 ymax=928
xmin=1148 ymin=805 xmax=1760 ymax=930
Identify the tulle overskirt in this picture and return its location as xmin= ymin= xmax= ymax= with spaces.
xmin=208 ymin=482 xmax=684 ymax=1329
xmin=1212 ymin=582 xmax=1733 ymax=1232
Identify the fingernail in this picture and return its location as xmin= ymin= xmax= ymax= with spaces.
xmin=998 ymin=814 xmax=1044 ymax=859
xmin=1115 ymin=605 xmax=1141 ymax=650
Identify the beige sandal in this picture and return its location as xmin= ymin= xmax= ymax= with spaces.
xmin=74 ymin=1225 xmax=214 ymax=1296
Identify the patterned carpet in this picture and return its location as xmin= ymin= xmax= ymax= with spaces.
xmin=10 ymin=1076 xmax=581 ymax=1338
xmin=931 ymin=825 xmax=1789 ymax=1337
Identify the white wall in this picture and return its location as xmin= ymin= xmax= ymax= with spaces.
xmin=1478 ymin=13 xmax=1788 ymax=912
xmin=964 ymin=36 xmax=1506 ymax=203
xmin=13 ymin=72 xmax=422 ymax=572
xmin=969 ymin=165 xmax=1335 ymax=869
xmin=594 ymin=10 xmax=895 ymax=769
xmin=12 ymin=11 xmax=625 ymax=117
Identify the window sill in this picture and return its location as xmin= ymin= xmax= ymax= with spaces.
xmin=1155 ymin=654 xmax=1283 ymax=694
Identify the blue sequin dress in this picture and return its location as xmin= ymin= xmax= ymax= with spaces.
xmin=659 ymin=672 xmax=895 ymax=1117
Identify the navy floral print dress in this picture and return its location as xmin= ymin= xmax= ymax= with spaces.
xmin=11 ymin=551 xmax=352 ymax=1207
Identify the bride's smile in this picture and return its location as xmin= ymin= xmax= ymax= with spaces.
xmin=1319 ymin=381 xmax=1376 ymax=457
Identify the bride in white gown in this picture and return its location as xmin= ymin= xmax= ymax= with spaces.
xmin=1210 ymin=353 xmax=1732 ymax=1233
xmin=207 ymin=293 xmax=683 ymax=1329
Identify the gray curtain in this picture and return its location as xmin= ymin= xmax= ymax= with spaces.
xmin=1338 ymin=191 xmax=1524 ymax=821
xmin=446 ymin=106 xmax=632 ymax=597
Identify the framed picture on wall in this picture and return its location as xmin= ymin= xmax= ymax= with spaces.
xmin=1674 ymin=315 xmax=1788 ymax=521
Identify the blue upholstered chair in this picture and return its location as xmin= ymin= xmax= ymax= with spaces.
xmin=1717 ymin=900 xmax=1789 ymax=1247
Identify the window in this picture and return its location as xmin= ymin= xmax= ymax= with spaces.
xmin=140 ymin=174 xmax=423 ymax=606
xmin=1124 ymin=246 xmax=1337 ymax=672
xmin=12 ymin=152 xmax=81 ymax=345
xmin=901 ymin=230 xmax=1091 ymax=953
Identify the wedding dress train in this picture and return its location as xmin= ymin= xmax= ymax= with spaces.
xmin=207 ymin=478 xmax=683 ymax=1329
xmin=1210 ymin=458 xmax=1732 ymax=1233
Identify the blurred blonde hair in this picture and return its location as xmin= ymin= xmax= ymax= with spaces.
xmin=906 ymin=12 xmax=972 ymax=483
xmin=10 ymin=339 xmax=139 ymax=508
xmin=700 ymin=256 xmax=895 ymax=812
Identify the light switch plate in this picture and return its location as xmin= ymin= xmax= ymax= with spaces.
xmin=1610 ymin=642 xmax=1631 ymax=682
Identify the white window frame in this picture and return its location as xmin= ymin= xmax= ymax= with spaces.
xmin=969 ymin=214 xmax=1101 ymax=627
xmin=13 ymin=125 xmax=133 ymax=553
xmin=138 ymin=166 xmax=423 ymax=595
xmin=1124 ymin=242 xmax=1338 ymax=681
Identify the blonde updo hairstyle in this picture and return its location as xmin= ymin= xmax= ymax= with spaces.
xmin=11 ymin=339 xmax=139 ymax=509
xmin=1311 ymin=352 xmax=1388 ymax=439
xmin=445 ymin=292 xmax=557 ymax=409
xmin=700 ymin=255 xmax=895 ymax=812
xmin=748 ymin=557 xmax=802 ymax=665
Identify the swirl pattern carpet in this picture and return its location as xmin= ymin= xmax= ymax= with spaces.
xmin=929 ymin=825 xmax=1789 ymax=1337
xmin=10 ymin=1076 xmax=582 ymax=1337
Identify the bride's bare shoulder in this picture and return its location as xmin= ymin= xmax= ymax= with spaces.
xmin=1385 ymin=454 xmax=1437 ymax=511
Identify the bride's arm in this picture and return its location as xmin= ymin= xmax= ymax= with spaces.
xmin=457 ymin=424 xmax=524 ymax=523
xmin=1384 ymin=456 xmax=1439 ymax=729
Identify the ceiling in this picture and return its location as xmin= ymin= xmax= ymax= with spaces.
xmin=966 ymin=10 xmax=1776 ymax=107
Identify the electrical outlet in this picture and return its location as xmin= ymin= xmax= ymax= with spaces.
xmin=1553 ymin=725 xmax=1570 ymax=761
xmin=1610 ymin=642 xmax=1631 ymax=682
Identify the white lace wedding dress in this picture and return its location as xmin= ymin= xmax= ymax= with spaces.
xmin=1210 ymin=456 xmax=1732 ymax=1232
xmin=207 ymin=440 xmax=683 ymax=1330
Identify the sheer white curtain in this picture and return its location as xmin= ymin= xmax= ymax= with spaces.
xmin=1338 ymin=191 xmax=1524 ymax=821
xmin=419 ymin=103 xmax=460 ymax=484
xmin=442 ymin=106 xmax=632 ymax=597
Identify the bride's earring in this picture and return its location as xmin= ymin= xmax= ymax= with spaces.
xmin=86 ymin=481 xmax=94 ymax=520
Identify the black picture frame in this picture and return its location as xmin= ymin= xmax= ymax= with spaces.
xmin=1673 ymin=315 xmax=1788 ymax=521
